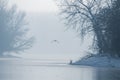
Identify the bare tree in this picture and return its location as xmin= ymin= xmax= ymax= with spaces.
xmin=58 ymin=0 xmax=114 ymax=55
xmin=98 ymin=0 xmax=120 ymax=57
xmin=0 ymin=0 xmax=34 ymax=56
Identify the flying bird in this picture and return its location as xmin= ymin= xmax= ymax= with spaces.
xmin=51 ymin=40 xmax=60 ymax=44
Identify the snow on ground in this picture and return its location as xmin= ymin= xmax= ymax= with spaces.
xmin=72 ymin=54 xmax=120 ymax=68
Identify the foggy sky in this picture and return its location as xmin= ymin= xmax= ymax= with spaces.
xmin=9 ymin=0 xmax=92 ymax=60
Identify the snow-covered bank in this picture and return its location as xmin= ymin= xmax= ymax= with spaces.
xmin=71 ymin=54 xmax=120 ymax=68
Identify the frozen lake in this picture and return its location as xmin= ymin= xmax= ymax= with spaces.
xmin=0 ymin=59 xmax=120 ymax=80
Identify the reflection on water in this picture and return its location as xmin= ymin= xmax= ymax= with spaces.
xmin=96 ymin=68 xmax=120 ymax=80
xmin=0 ymin=60 xmax=120 ymax=80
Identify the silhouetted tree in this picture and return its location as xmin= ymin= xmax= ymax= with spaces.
xmin=0 ymin=0 xmax=34 ymax=56
xmin=109 ymin=0 xmax=120 ymax=56
xmin=59 ymin=0 xmax=110 ymax=53
xmin=59 ymin=0 xmax=120 ymax=57
xmin=96 ymin=0 xmax=120 ymax=57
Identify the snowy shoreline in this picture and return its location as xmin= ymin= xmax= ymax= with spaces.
xmin=71 ymin=54 xmax=120 ymax=68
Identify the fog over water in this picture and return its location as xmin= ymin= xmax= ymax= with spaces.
xmin=9 ymin=0 xmax=92 ymax=60
xmin=2 ymin=1 xmax=120 ymax=80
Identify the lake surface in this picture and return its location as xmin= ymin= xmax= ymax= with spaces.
xmin=0 ymin=59 xmax=120 ymax=80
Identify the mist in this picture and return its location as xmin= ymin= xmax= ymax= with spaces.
xmin=8 ymin=0 xmax=92 ymax=60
